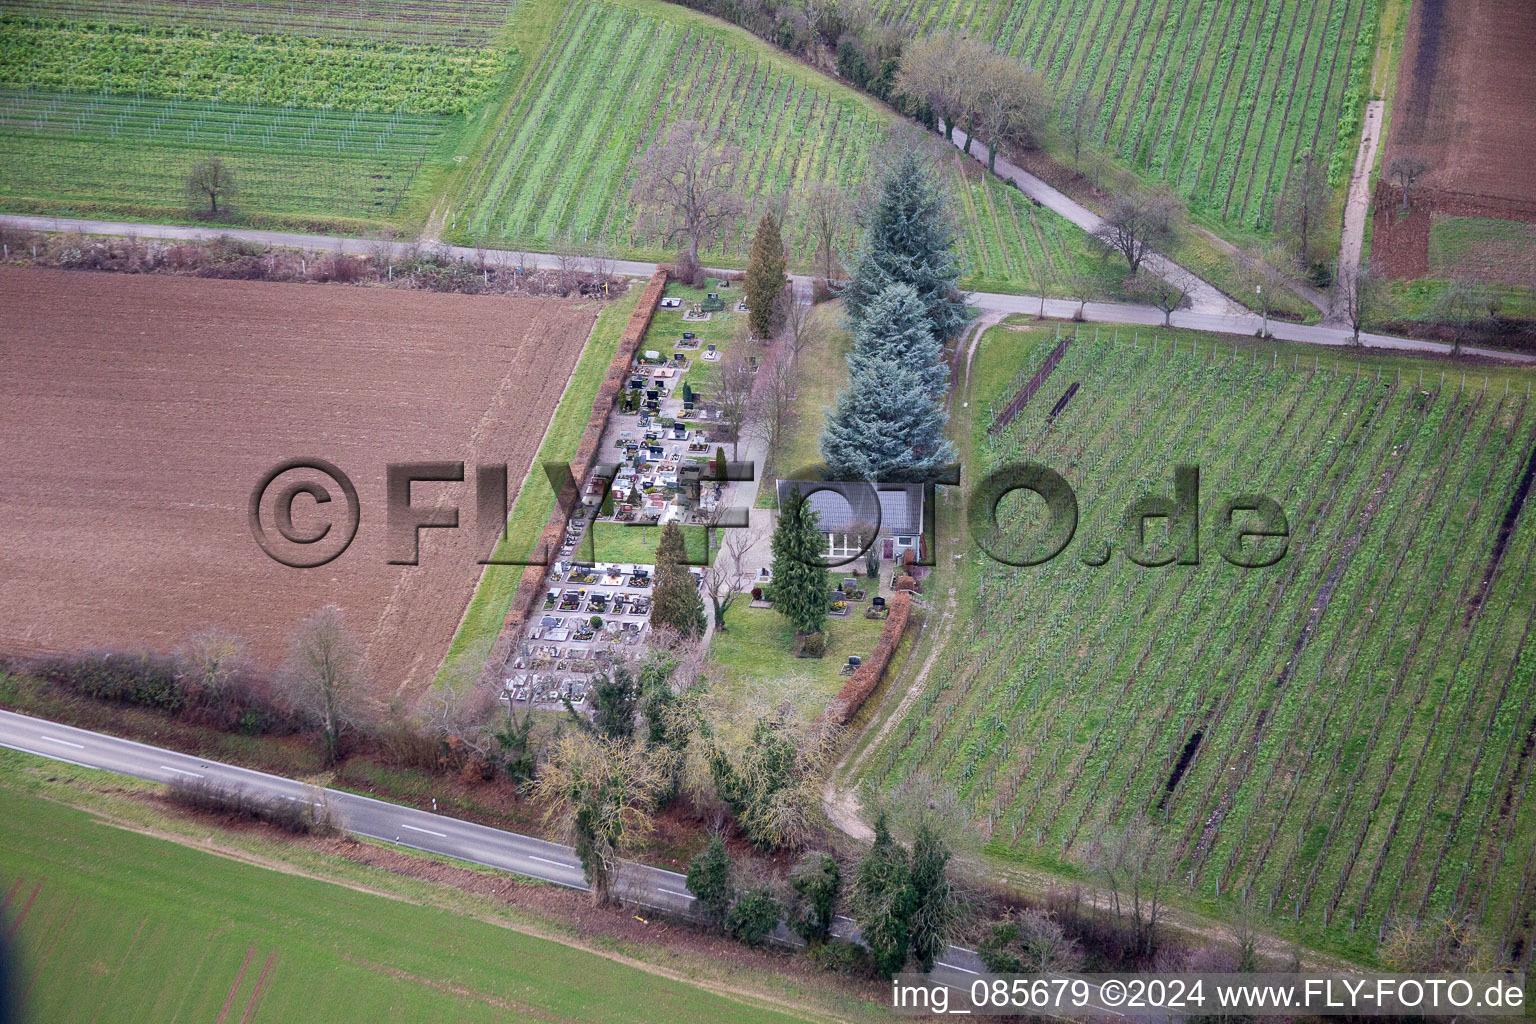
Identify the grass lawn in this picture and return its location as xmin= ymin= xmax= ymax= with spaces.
xmin=0 ymin=764 xmax=823 ymax=1024
xmin=757 ymin=301 xmax=848 ymax=508
xmin=585 ymin=521 xmax=712 ymax=565
xmin=644 ymin=279 xmax=748 ymax=395
xmin=706 ymin=601 xmax=886 ymax=720
xmin=438 ymin=286 xmax=643 ymax=678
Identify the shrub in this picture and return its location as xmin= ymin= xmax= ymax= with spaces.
xmin=166 ymin=777 xmax=336 ymax=835
xmin=33 ymin=651 xmax=185 ymax=713
xmin=728 ymin=887 xmax=782 ymax=947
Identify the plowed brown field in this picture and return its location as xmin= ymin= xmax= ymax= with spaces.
xmin=1374 ymin=0 xmax=1536 ymax=279
xmin=0 ymin=268 xmax=597 ymax=696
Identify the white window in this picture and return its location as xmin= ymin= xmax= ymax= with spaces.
xmin=896 ymin=536 xmax=913 ymax=547
xmin=826 ymin=533 xmax=862 ymax=558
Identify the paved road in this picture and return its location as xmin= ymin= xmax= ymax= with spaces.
xmin=0 ymin=708 xmax=1006 ymax=994
xmin=941 ymin=126 xmax=1243 ymax=316
xmin=4 ymin=213 xmax=1529 ymax=364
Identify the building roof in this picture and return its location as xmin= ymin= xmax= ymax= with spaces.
xmin=774 ymin=481 xmax=923 ymax=534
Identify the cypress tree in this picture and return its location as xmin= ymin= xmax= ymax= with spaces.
xmin=820 ymin=356 xmax=956 ymax=481
xmin=850 ymin=811 xmax=914 ymax=976
xmin=686 ymin=834 xmax=734 ymax=932
xmin=843 ymin=150 xmax=968 ymax=341
xmin=651 ymin=522 xmax=705 ymax=638
xmin=744 ymin=210 xmax=788 ymax=339
xmin=908 ymin=823 xmax=957 ymax=973
xmin=769 ymin=487 xmax=829 ymax=641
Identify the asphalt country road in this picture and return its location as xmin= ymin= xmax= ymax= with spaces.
xmin=0 ymin=708 xmax=1059 ymax=1006
xmin=3 ymin=213 xmax=1531 ymax=365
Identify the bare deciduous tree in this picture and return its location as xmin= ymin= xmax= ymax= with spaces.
xmin=1230 ymin=244 xmax=1298 ymax=338
xmin=778 ymin=287 xmax=822 ymax=366
xmin=894 ymin=34 xmax=966 ymax=144
xmin=1063 ymin=92 xmax=1098 ymax=171
xmin=1088 ymin=820 xmax=1172 ymax=959
xmin=175 ymin=627 xmax=248 ymax=712
xmin=1063 ymin=266 xmax=1100 ymax=321
xmin=802 ymin=182 xmax=849 ymax=282
xmin=631 ymin=121 xmax=745 ymax=270
xmin=1436 ymin=277 xmax=1494 ymax=356
xmin=1337 ymin=263 xmax=1384 ymax=345
xmin=753 ymin=338 xmax=799 ymax=466
xmin=701 ymin=523 xmax=754 ymax=631
xmin=1278 ymin=149 xmax=1328 ymax=268
xmin=1132 ymin=269 xmax=1194 ymax=327
xmin=187 ymin=157 xmax=237 ymax=217
xmin=974 ymin=55 xmax=1048 ymax=174
xmin=422 ymin=653 xmax=499 ymax=763
xmin=713 ymin=330 xmax=760 ymax=460
xmin=1388 ymin=155 xmax=1429 ymax=213
xmin=280 ymin=605 xmax=368 ymax=764
xmin=1092 ymin=190 xmax=1179 ymax=276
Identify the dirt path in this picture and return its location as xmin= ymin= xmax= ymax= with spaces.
xmin=1331 ymin=99 xmax=1387 ymax=322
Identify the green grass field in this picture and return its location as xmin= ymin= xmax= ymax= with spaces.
xmin=1428 ymin=217 xmax=1536 ymax=291
xmin=0 ymin=0 xmax=518 ymax=45
xmin=859 ymin=320 xmax=1536 ymax=960
xmin=0 ymin=778 xmax=810 ymax=1023
xmin=872 ymin=0 xmax=1380 ymax=232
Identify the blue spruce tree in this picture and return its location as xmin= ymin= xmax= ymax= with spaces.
xmin=842 ymin=149 xmax=968 ymax=341
xmin=847 ymin=282 xmax=950 ymax=396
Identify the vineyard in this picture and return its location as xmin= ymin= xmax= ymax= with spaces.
xmin=0 ymin=88 xmax=448 ymax=222
xmin=869 ymin=0 xmax=1379 ymax=231
xmin=0 ymin=18 xmax=511 ymax=113
xmin=862 ymin=322 xmax=1536 ymax=957
xmin=450 ymin=0 xmax=1095 ymax=294
xmin=0 ymin=0 xmax=517 ymax=45
xmin=0 ymin=8 xmax=516 ymax=228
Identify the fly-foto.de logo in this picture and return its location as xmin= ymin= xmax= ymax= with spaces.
xmin=967 ymin=463 xmax=1289 ymax=569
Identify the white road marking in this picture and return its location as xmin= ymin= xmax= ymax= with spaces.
xmin=159 ymin=765 xmax=204 ymax=778
xmin=527 ymin=855 xmax=566 ymax=867
xmin=935 ymin=961 xmax=979 ymax=974
xmin=400 ymin=824 xmax=447 ymax=838
xmin=0 ymin=742 xmax=99 ymax=771
xmin=36 ymin=734 xmax=85 ymax=749
xmin=657 ymin=888 xmax=695 ymax=900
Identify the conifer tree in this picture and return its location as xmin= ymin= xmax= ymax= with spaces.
xmin=850 ymin=811 xmax=914 ymax=976
xmin=820 ymin=357 xmax=956 ymax=481
xmin=847 ymin=282 xmax=950 ymax=395
xmin=686 ymin=834 xmax=734 ymax=932
xmin=908 ymin=823 xmax=958 ymax=972
xmin=769 ymin=487 xmax=829 ymax=641
xmin=843 ymin=150 xmax=967 ymax=341
xmin=651 ymin=522 xmax=705 ymax=638
xmin=744 ymin=210 xmax=788 ymax=339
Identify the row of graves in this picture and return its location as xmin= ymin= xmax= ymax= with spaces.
xmin=504 ymin=289 xmax=736 ymax=713
xmin=504 ymin=558 xmax=700 ymax=709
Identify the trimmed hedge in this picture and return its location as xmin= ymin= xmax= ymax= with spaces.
xmin=823 ymin=590 xmax=911 ymax=726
